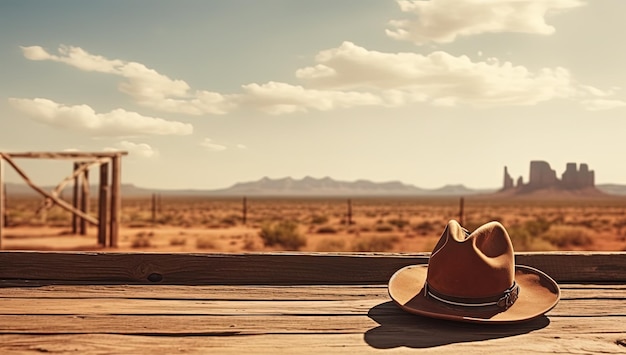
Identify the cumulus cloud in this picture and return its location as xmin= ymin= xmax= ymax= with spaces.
xmin=8 ymin=98 xmax=193 ymax=136
xmin=296 ymin=41 xmax=575 ymax=108
xmin=20 ymin=45 xmax=236 ymax=115
xmin=21 ymin=40 xmax=621 ymax=114
xmin=241 ymin=81 xmax=383 ymax=114
xmin=106 ymin=141 xmax=159 ymax=158
xmin=386 ymin=0 xmax=585 ymax=45
xmin=200 ymin=138 xmax=227 ymax=152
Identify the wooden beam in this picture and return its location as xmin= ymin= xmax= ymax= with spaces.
xmin=0 ymin=157 xmax=4 ymax=249
xmin=80 ymin=166 xmax=89 ymax=236
xmin=97 ymin=163 xmax=109 ymax=247
xmin=1 ymin=151 xmax=128 ymax=159
xmin=72 ymin=163 xmax=79 ymax=234
xmin=0 ymin=252 xmax=624 ymax=286
xmin=109 ymin=155 xmax=121 ymax=247
xmin=0 ymin=153 xmax=98 ymax=225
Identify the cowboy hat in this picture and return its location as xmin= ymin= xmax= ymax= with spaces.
xmin=388 ymin=220 xmax=560 ymax=323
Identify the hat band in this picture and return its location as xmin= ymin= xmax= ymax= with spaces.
xmin=425 ymin=282 xmax=519 ymax=309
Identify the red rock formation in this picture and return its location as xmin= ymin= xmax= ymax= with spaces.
xmin=502 ymin=161 xmax=596 ymax=193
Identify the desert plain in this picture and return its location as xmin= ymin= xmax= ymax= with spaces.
xmin=2 ymin=194 xmax=626 ymax=253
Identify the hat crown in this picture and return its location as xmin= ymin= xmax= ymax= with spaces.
xmin=426 ymin=220 xmax=515 ymax=299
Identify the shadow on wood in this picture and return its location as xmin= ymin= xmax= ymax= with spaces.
xmin=364 ymin=301 xmax=549 ymax=349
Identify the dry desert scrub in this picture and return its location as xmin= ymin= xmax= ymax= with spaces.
xmin=259 ymin=220 xmax=307 ymax=250
xmin=351 ymin=235 xmax=399 ymax=252
xmin=131 ymin=231 xmax=153 ymax=248
xmin=4 ymin=194 xmax=626 ymax=252
xmin=539 ymin=225 xmax=594 ymax=248
xmin=169 ymin=236 xmax=187 ymax=246
xmin=196 ymin=237 xmax=217 ymax=249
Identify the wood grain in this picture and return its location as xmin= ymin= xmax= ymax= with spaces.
xmin=1 ymin=151 xmax=128 ymax=159
xmin=1 ymin=251 xmax=625 ymax=285
xmin=0 ymin=284 xmax=625 ymax=354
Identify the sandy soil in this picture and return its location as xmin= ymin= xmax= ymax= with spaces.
xmin=2 ymin=196 xmax=626 ymax=253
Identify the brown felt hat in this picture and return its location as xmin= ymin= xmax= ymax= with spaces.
xmin=388 ymin=220 xmax=560 ymax=323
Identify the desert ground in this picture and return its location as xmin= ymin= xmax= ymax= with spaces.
xmin=2 ymin=195 xmax=626 ymax=252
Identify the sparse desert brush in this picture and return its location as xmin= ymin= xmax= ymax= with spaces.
xmin=169 ymin=236 xmax=187 ymax=246
xmin=522 ymin=217 xmax=552 ymax=235
xmin=242 ymin=236 xmax=258 ymax=251
xmin=316 ymin=238 xmax=346 ymax=252
xmin=507 ymin=225 xmax=557 ymax=251
xmin=413 ymin=220 xmax=436 ymax=235
xmin=316 ymin=225 xmax=338 ymax=234
xmin=131 ymin=235 xmax=152 ymax=248
xmin=352 ymin=235 xmax=399 ymax=252
xmin=387 ymin=218 xmax=410 ymax=230
xmin=259 ymin=220 xmax=306 ymax=250
xmin=196 ymin=237 xmax=216 ymax=249
xmin=374 ymin=224 xmax=394 ymax=232
xmin=540 ymin=225 xmax=594 ymax=248
xmin=135 ymin=231 xmax=155 ymax=238
xmin=310 ymin=214 xmax=329 ymax=225
xmin=220 ymin=214 xmax=240 ymax=226
xmin=127 ymin=222 xmax=153 ymax=228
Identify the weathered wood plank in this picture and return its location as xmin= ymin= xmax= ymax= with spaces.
xmin=0 ymin=291 xmax=623 ymax=317
xmin=109 ymin=155 xmax=121 ymax=247
xmin=0 ymin=285 xmax=390 ymax=300
xmin=0 ymin=332 xmax=624 ymax=354
xmin=1 ymin=251 xmax=625 ymax=285
xmin=0 ymin=157 xmax=4 ymax=248
xmin=0 ymin=283 xmax=624 ymax=354
xmin=1 ymin=151 xmax=128 ymax=159
xmin=0 ymin=314 xmax=623 ymax=335
xmin=0 ymin=284 xmax=623 ymax=300
xmin=0 ymin=155 xmax=99 ymax=225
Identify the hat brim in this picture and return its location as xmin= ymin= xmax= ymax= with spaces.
xmin=388 ymin=264 xmax=560 ymax=324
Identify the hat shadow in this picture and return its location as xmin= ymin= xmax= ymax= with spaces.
xmin=364 ymin=301 xmax=550 ymax=349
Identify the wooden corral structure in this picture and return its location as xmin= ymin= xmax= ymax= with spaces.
xmin=0 ymin=151 xmax=127 ymax=248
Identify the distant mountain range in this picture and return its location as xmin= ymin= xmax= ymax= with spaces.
xmin=3 ymin=176 xmax=626 ymax=197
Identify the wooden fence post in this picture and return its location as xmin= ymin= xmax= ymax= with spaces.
xmin=109 ymin=155 xmax=121 ymax=247
xmin=459 ymin=197 xmax=465 ymax=226
xmin=242 ymin=196 xmax=247 ymax=225
xmin=347 ymin=199 xmax=352 ymax=225
xmin=72 ymin=162 xmax=79 ymax=234
xmin=0 ymin=156 xmax=4 ymax=248
xmin=152 ymin=193 xmax=157 ymax=225
xmin=98 ymin=162 xmax=109 ymax=247
xmin=80 ymin=164 xmax=89 ymax=235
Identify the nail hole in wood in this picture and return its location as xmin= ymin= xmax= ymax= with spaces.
xmin=147 ymin=273 xmax=163 ymax=282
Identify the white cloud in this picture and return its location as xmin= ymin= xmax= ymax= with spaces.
xmin=236 ymin=144 xmax=247 ymax=149
xmin=296 ymin=41 xmax=575 ymax=108
xmin=21 ymin=45 xmax=236 ymax=115
xmin=105 ymin=141 xmax=159 ymax=158
xmin=21 ymin=40 xmax=623 ymax=114
xmin=241 ymin=81 xmax=383 ymax=114
xmin=8 ymin=98 xmax=193 ymax=136
xmin=386 ymin=0 xmax=585 ymax=45
xmin=200 ymin=138 xmax=227 ymax=152
xmin=581 ymin=99 xmax=626 ymax=111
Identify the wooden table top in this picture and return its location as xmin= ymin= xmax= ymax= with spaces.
xmin=1 ymin=251 xmax=625 ymax=354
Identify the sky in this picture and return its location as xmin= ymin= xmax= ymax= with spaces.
xmin=1 ymin=0 xmax=626 ymax=190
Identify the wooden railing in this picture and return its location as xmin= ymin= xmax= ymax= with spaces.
xmin=1 ymin=251 xmax=625 ymax=285
xmin=1 ymin=251 xmax=625 ymax=354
